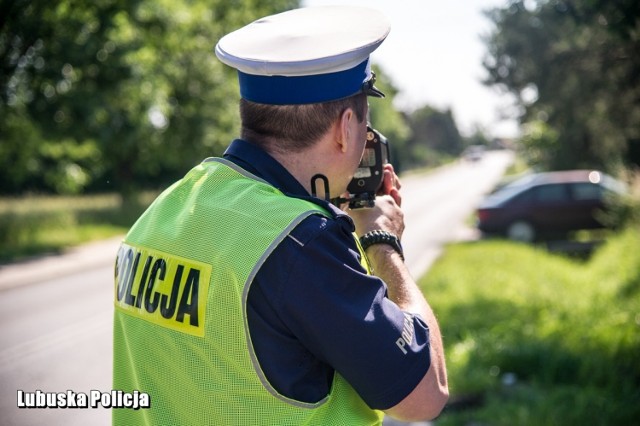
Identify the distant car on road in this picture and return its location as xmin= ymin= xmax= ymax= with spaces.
xmin=476 ymin=170 xmax=627 ymax=242
xmin=462 ymin=145 xmax=485 ymax=162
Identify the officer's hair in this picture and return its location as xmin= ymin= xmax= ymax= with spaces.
xmin=240 ymin=93 xmax=367 ymax=154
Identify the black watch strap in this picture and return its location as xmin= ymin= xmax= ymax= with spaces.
xmin=359 ymin=230 xmax=404 ymax=261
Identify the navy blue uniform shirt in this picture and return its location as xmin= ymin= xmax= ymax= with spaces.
xmin=223 ymin=139 xmax=431 ymax=410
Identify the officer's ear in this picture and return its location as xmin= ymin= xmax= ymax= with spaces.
xmin=336 ymin=108 xmax=355 ymax=154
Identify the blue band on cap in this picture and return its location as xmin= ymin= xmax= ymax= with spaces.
xmin=238 ymin=60 xmax=369 ymax=105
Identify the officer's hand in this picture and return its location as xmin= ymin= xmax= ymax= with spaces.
xmin=378 ymin=164 xmax=402 ymax=207
xmin=349 ymin=165 xmax=404 ymax=239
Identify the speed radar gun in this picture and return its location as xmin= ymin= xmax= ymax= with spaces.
xmin=346 ymin=126 xmax=390 ymax=208
xmin=311 ymin=126 xmax=390 ymax=209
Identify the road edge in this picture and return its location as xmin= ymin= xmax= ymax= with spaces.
xmin=0 ymin=235 xmax=124 ymax=291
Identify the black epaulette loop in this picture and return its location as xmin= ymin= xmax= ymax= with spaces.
xmin=359 ymin=230 xmax=404 ymax=261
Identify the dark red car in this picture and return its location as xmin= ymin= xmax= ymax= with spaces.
xmin=477 ymin=170 xmax=627 ymax=242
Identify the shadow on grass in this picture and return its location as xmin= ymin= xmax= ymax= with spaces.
xmin=477 ymin=232 xmax=605 ymax=261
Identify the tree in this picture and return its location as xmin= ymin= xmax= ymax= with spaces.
xmin=0 ymin=0 xmax=297 ymax=195
xmin=404 ymin=105 xmax=464 ymax=169
xmin=482 ymin=0 xmax=640 ymax=172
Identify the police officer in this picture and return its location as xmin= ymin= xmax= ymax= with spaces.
xmin=113 ymin=6 xmax=448 ymax=425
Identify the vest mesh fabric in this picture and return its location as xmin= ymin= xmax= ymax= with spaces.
xmin=113 ymin=159 xmax=383 ymax=425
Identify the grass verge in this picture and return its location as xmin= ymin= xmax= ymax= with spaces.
xmin=420 ymin=226 xmax=640 ymax=425
xmin=0 ymin=192 xmax=158 ymax=263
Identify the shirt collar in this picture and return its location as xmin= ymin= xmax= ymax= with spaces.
xmin=222 ymin=139 xmax=347 ymax=218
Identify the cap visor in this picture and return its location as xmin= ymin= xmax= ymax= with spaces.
xmin=366 ymin=85 xmax=385 ymax=98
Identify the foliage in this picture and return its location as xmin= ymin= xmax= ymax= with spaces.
xmin=421 ymin=227 xmax=640 ymax=425
xmin=518 ymin=119 xmax=560 ymax=167
xmin=597 ymin=167 xmax=640 ymax=228
xmin=0 ymin=0 xmax=474 ymax=195
xmin=464 ymin=126 xmax=493 ymax=149
xmin=0 ymin=0 xmax=297 ymax=195
xmin=367 ymin=65 xmax=412 ymax=173
xmin=482 ymin=0 xmax=640 ymax=172
xmin=403 ymin=105 xmax=465 ymax=170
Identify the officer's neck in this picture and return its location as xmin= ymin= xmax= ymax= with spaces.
xmin=269 ymin=134 xmax=348 ymax=200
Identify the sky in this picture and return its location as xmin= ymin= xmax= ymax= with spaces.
xmin=302 ymin=0 xmax=519 ymax=138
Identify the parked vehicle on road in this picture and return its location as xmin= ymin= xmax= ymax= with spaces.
xmin=476 ymin=170 xmax=627 ymax=242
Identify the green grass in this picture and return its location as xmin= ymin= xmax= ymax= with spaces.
xmin=0 ymin=192 xmax=158 ymax=262
xmin=420 ymin=227 xmax=640 ymax=425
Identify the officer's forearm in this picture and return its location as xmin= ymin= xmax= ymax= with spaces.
xmin=364 ymin=244 xmax=425 ymax=313
xmin=365 ymin=243 xmax=449 ymax=418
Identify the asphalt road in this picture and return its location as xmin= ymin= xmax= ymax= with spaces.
xmin=0 ymin=150 xmax=513 ymax=426
xmin=400 ymin=149 xmax=514 ymax=280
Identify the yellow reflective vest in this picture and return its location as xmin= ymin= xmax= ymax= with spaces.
xmin=113 ymin=158 xmax=383 ymax=425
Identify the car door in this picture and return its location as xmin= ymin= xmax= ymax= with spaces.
xmin=529 ymin=183 xmax=574 ymax=233
xmin=567 ymin=182 xmax=604 ymax=229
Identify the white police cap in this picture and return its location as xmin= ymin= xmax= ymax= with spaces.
xmin=215 ymin=6 xmax=390 ymax=105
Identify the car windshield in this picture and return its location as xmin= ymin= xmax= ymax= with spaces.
xmin=483 ymin=174 xmax=537 ymax=206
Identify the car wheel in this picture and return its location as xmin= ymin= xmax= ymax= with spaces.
xmin=507 ymin=221 xmax=535 ymax=243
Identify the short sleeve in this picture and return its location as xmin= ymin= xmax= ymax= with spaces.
xmin=247 ymin=214 xmax=431 ymax=409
